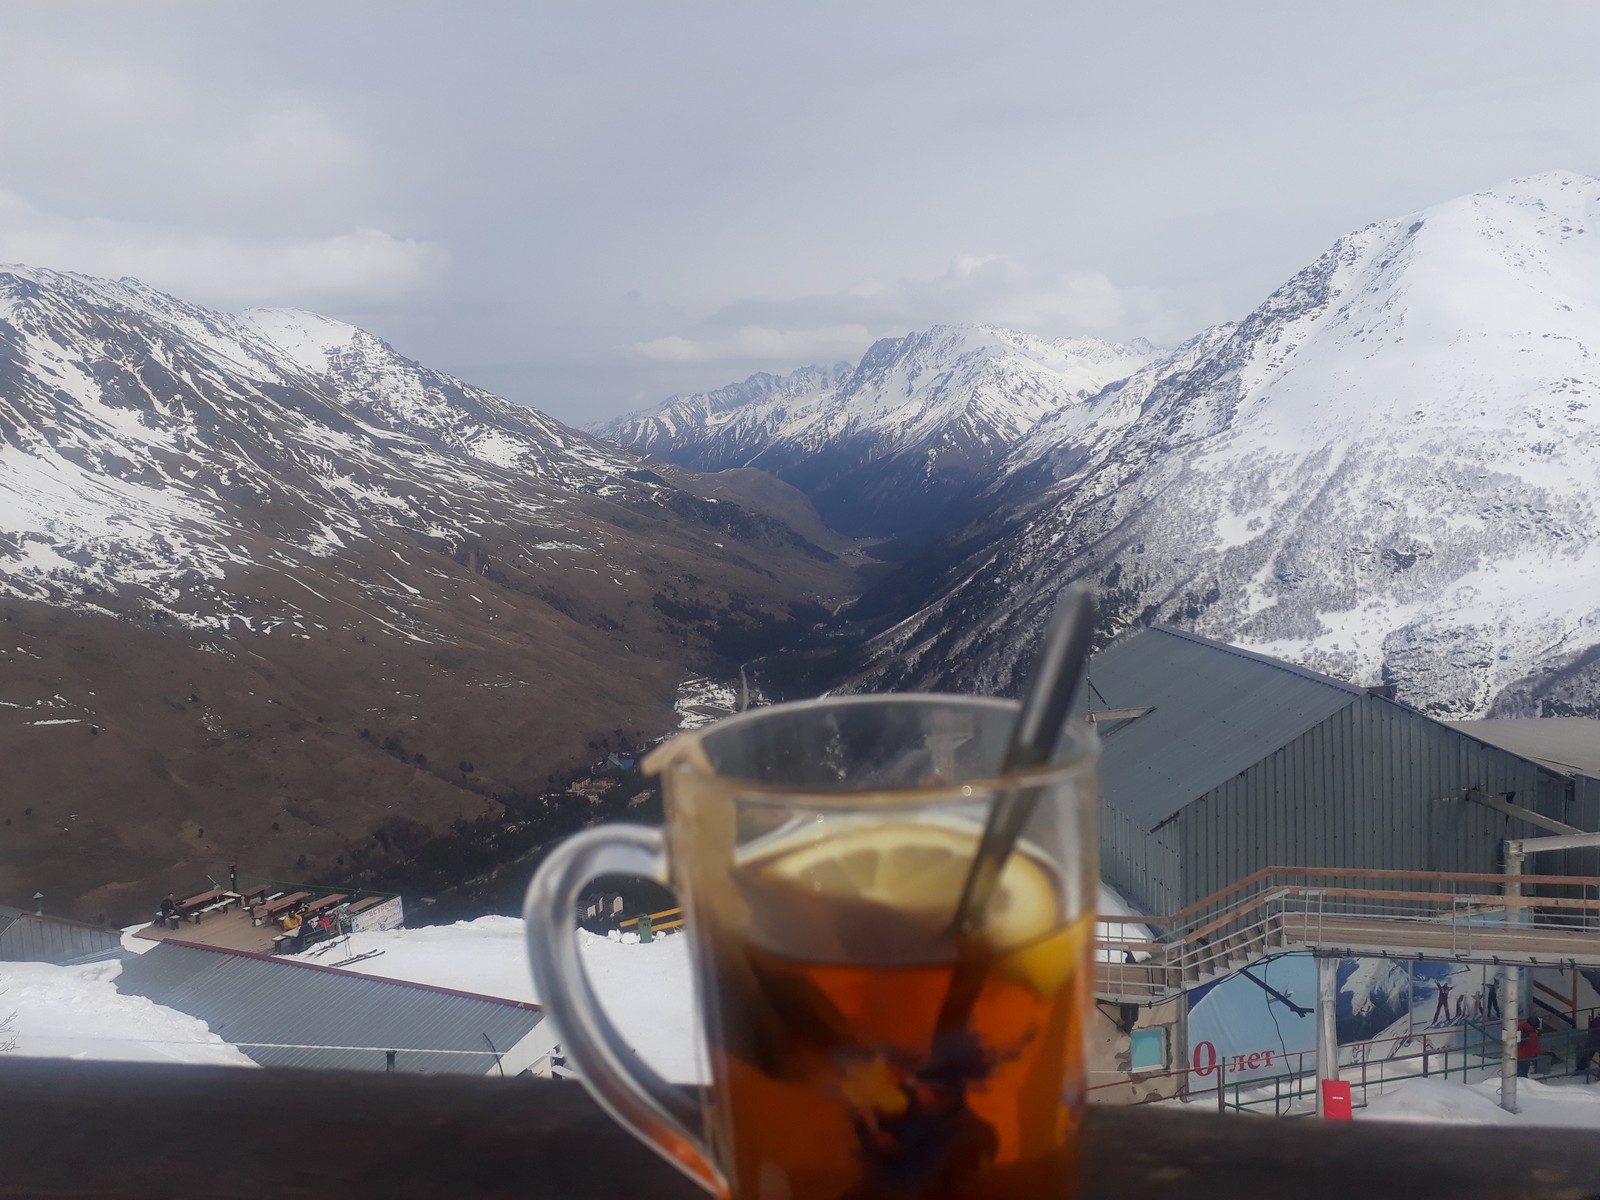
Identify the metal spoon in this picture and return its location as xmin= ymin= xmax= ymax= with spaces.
xmin=948 ymin=584 xmax=1096 ymax=937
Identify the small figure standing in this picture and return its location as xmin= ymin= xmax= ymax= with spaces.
xmin=1432 ymin=980 xmax=1454 ymax=1025
xmin=1454 ymin=993 xmax=1466 ymax=1023
xmin=1486 ymin=979 xmax=1502 ymax=1021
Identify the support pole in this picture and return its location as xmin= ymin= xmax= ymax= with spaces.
xmin=1316 ymin=955 xmax=1339 ymax=1117
xmin=1501 ymin=841 xmax=1523 ymax=1114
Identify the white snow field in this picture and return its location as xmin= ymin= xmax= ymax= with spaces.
xmin=330 ymin=915 xmax=706 ymax=1084
xmin=1361 ymin=1077 xmax=1600 ymax=1127
xmin=0 ymin=959 xmax=253 ymax=1067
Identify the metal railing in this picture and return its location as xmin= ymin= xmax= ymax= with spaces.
xmin=1094 ymin=866 xmax=1600 ymax=1004
xmin=1090 ymin=1018 xmax=1600 ymax=1116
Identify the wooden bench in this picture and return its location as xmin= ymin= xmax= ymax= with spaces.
xmin=187 ymin=898 xmax=236 ymax=925
xmin=304 ymin=894 xmax=349 ymax=916
xmin=344 ymin=896 xmax=384 ymax=914
xmin=260 ymin=891 xmax=310 ymax=916
xmin=253 ymin=891 xmax=311 ymax=926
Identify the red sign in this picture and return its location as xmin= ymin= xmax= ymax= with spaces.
xmin=1191 ymin=1040 xmax=1282 ymax=1078
xmin=1321 ymin=1079 xmax=1353 ymax=1120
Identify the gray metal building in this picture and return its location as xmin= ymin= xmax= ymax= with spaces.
xmin=1444 ymin=718 xmax=1600 ymax=811
xmin=0 ymin=905 xmax=123 ymax=965
xmin=1088 ymin=628 xmax=1579 ymax=916
xmin=1444 ymin=717 xmax=1600 ymax=880
xmin=115 ymin=940 xmax=556 ymax=1075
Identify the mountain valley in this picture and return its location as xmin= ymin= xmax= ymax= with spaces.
xmin=0 ymin=268 xmax=854 ymax=918
xmin=8 ymin=171 xmax=1600 ymax=921
xmin=598 ymin=326 xmax=1156 ymax=543
xmin=607 ymin=172 xmax=1600 ymax=722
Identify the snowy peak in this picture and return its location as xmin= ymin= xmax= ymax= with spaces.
xmin=239 ymin=307 xmax=364 ymax=376
xmin=596 ymin=361 xmax=850 ymax=469
xmin=1218 ymin=170 xmax=1600 ymax=449
xmin=826 ymin=323 xmax=1156 ymax=451
xmin=597 ymin=323 xmax=1157 ymax=538
xmin=845 ymin=173 xmax=1600 ymax=717
xmin=0 ymin=264 xmax=689 ymax=628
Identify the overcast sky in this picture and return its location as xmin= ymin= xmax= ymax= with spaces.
xmin=2 ymin=3 xmax=1597 ymax=424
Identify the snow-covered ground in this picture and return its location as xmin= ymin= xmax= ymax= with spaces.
xmin=0 ymin=959 xmax=252 ymax=1067
xmin=1362 ymin=1077 xmax=1600 ymax=1127
xmin=329 ymin=916 xmax=706 ymax=1083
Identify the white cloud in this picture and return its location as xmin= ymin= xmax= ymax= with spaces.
xmin=870 ymin=255 xmax=1140 ymax=333
xmin=628 ymin=255 xmax=1189 ymax=374
xmin=633 ymin=323 xmax=872 ymax=364
xmin=0 ymin=190 xmax=448 ymax=309
xmin=0 ymin=22 xmax=444 ymax=312
xmin=0 ymin=33 xmax=383 ymax=231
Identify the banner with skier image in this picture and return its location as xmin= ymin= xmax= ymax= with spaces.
xmin=1186 ymin=955 xmax=1515 ymax=1086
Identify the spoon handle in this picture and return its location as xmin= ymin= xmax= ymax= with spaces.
xmin=949 ymin=584 xmax=1095 ymax=938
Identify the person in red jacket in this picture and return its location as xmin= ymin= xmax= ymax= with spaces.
xmin=1518 ymin=1019 xmax=1542 ymax=1077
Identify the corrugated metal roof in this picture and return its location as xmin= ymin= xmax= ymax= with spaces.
xmin=1445 ymin=718 xmax=1600 ymax=780
xmin=114 ymin=940 xmax=545 ymax=1075
xmin=0 ymin=906 xmax=124 ymax=964
xmin=1083 ymin=626 xmax=1362 ymax=833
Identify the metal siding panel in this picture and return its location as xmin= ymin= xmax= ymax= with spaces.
xmin=116 ymin=942 xmax=543 ymax=1075
xmin=1088 ymin=627 xmax=1363 ymax=831
xmin=0 ymin=911 xmax=121 ymax=964
xmin=1095 ymin=657 xmax=1591 ymax=915
xmin=1165 ymin=696 xmax=1580 ymax=897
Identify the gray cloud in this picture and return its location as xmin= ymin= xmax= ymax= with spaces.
xmin=0 ymin=2 xmax=1597 ymax=422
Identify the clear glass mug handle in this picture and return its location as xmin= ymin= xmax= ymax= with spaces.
xmin=522 ymin=824 xmax=725 ymax=1196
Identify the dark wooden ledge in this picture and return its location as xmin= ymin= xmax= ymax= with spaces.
xmin=2 ymin=1059 xmax=1598 ymax=1199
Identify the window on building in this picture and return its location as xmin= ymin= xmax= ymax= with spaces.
xmin=1129 ymin=1027 xmax=1166 ymax=1072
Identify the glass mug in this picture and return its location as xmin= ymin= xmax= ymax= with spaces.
xmin=524 ymin=694 xmax=1099 ymax=1200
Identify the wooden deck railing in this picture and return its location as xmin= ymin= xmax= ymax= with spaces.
xmin=0 ymin=1058 xmax=1596 ymax=1198
xmin=1096 ymin=867 xmax=1600 ymax=1003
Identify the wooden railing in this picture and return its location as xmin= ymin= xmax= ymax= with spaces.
xmin=1096 ymin=867 xmax=1600 ymax=1003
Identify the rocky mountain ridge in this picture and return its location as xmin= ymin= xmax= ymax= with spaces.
xmin=0 ymin=265 xmax=853 ymax=916
xmin=843 ymin=171 xmax=1600 ymax=718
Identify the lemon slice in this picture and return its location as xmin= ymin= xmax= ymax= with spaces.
xmin=758 ymin=821 xmax=1059 ymax=950
xmin=994 ymin=910 xmax=1095 ymax=996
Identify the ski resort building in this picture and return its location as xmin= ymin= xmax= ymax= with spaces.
xmin=0 ymin=904 xmax=122 ymax=965
xmin=1444 ymin=718 xmax=1600 ymax=821
xmin=1087 ymin=628 xmax=1584 ymax=917
xmin=115 ymin=940 xmax=557 ymax=1075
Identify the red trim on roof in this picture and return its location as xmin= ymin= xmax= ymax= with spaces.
xmin=159 ymin=939 xmax=542 ymax=1014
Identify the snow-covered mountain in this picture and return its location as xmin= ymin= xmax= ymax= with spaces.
xmin=0 ymin=265 xmax=853 ymax=917
xmin=0 ymin=267 xmax=652 ymax=621
xmin=596 ymin=326 xmax=1157 ymax=538
xmin=848 ymin=172 xmax=1600 ymax=717
xmin=598 ymin=362 xmax=852 ymax=473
